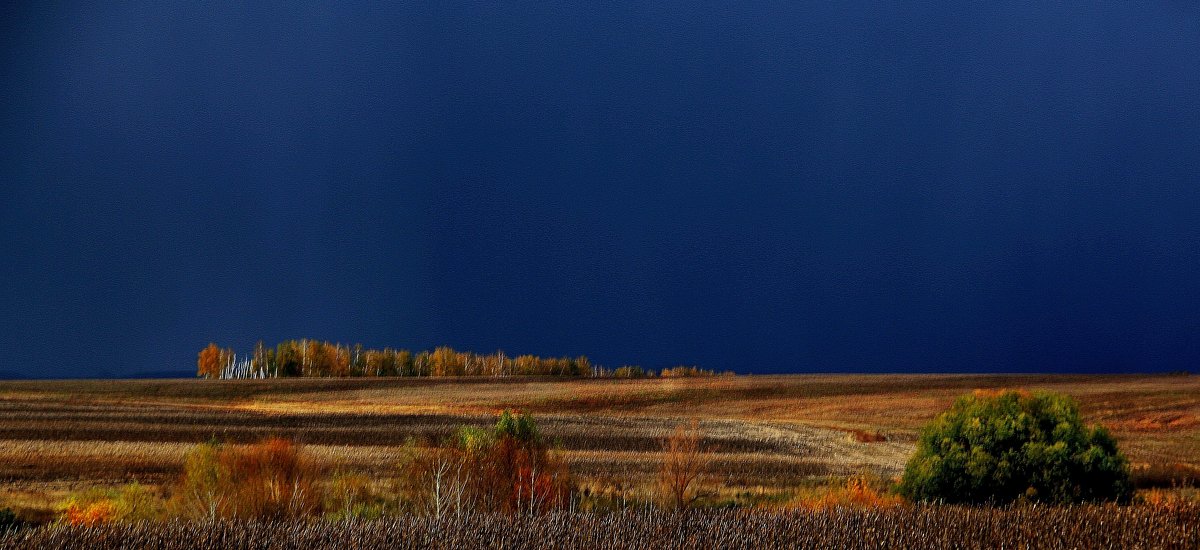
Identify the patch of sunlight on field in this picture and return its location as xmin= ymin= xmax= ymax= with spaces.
xmin=0 ymin=373 xmax=1196 ymax=521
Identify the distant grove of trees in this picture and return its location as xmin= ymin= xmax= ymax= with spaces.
xmin=196 ymin=340 xmax=727 ymax=380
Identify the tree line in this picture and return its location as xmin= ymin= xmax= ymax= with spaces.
xmin=197 ymin=340 xmax=724 ymax=379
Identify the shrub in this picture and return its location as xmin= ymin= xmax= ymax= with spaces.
xmin=397 ymin=411 xmax=571 ymax=516
xmin=787 ymin=476 xmax=903 ymax=510
xmin=62 ymin=496 xmax=115 ymax=527
xmin=172 ymin=440 xmax=227 ymax=520
xmin=1141 ymin=488 xmax=1200 ymax=510
xmin=494 ymin=409 xmax=538 ymax=443
xmin=223 ymin=437 xmax=322 ymax=519
xmin=60 ymin=483 xmax=162 ymax=525
xmin=898 ymin=390 xmax=1133 ymax=504
xmin=326 ymin=472 xmax=386 ymax=520
xmin=171 ymin=438 xmax=322 ymax=520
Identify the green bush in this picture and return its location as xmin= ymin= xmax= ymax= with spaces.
xmin=898 ymin=390 xmax=1132 ymax=504
xmin=493 ymin=409 xmax=539 ymax=443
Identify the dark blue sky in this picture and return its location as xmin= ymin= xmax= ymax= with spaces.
xmin=2 ymin=1 xmax=1199 ymax=377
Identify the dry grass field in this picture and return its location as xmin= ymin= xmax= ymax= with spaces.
xmin=0 ymin=374 xmax=1197 ymax=521
xmin=5 ymin=507 xmax=1199 ymax=550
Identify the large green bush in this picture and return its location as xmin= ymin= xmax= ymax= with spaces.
xmin=898 ymin=390 xmax=1132 ymax=504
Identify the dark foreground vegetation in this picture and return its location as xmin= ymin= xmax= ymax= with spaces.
xmin=1 ymin=506 xmax=1197 ymax=550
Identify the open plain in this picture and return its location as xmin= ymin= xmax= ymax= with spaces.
xmin=0 ymin=373 xmax=1197 ymax=520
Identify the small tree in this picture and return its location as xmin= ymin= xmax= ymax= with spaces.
xmin=899 ymin=390 xmax=1133 ymax=504
xmin=197 ymin=343 xmax=222 ymax=379
xmin=398 ymin=442 xmax=473 ymax=518
xmin=658 ymin=420 xmax=710 ymax=509
xmin=396 ymin=411 xmax=570 ymax=516
xmin=481 ymin=410 xmax=570 ymax=514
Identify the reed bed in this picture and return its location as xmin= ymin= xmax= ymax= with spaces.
xmin=1 ymin=506 xmax=1197 ymax=550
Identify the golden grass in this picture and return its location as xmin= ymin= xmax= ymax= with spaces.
xmin=0 ymin=374 xmax=1196 ymax=518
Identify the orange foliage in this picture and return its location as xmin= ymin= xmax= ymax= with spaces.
xmin=201 ymin=340 xmax=597 ymax=378
xmin=1141 ymin=489 xmax=1200 ymax=511
xmin=399 ymin=412 xmax=571 ymax=516
xmin=221 ymin=437 xmax=322 ymax=519
xmin=658 ymin=421 xmax=710 ymax=509
xmin=849 ymin=429 xmax=887 ymax=443
xmin=196 ymin=343 xmax=222 ymax=379
xmin=503 ymin=438 xmax=571 ymax=514
xmin=971 ymin=388 xmax=1032 ymax=399
xmin=1115 ymin=414 xmax=1200 ymax=432
xmin=659 ymin=366 xmax=718 ymax=378
xmin=787 ymin=477 xmax=903 ymax=510
xmin=174 ymin=437 xmax=322 ymax=520
xmin=64 ymin=500 xmax=116 ymax=526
